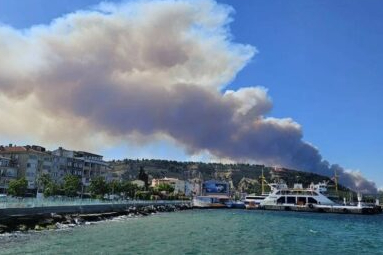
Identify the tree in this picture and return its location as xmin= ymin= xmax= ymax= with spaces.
xmin=108 ymin=180 xmax=122 ymax=195
xmin=37 ymin=173 xmax=60 ymax=197
xmin=89 ymin=176 xmax=108 ymax=198
xmin=135 ymin=190 xmax=151 ymax=200
xmin=44 ymin=182 xmax=60 ymax=197
xmin=138 ymin=167 xmax=149 ymax=190
xmin=157 ymin=183 xmax=175 ymax=193
xmin=8 ymin=178 xmax=28 ymax=197
xmin=121 ymin=181 xmax=140 ymax=199
xmin=63 ymin=175 xmax=80 ymax=197
xmin=37 ymin=173 xmax=52 ymax=193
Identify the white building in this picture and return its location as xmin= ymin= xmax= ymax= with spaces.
xmin=152 ymin=177 xmax=199 ymax=196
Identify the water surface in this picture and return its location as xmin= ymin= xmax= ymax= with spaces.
xmin=1 ymin=210 xmax=382 ymax=255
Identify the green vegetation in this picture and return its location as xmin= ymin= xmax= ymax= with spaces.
xmin=108 ymin=180 xmax=122 ymax=194
xmin=63 ymin=175 xmax=80 ymax=197
xmin=121 ymin=181 xmax=140 ymax=199
xmin=157 ymin=183 xmax=175 ymax=193
xmin=89 ymin=176 xmax=108 ymax=198
xmin=138 ymin=167 xmax=149 ymax=190
xmin=8 ymin=178 xmax=28 ymax=197
xmin=43 ymin=181 xmax=60 ymax=197
xmin=36 ymin=173 xmax=60 ymax=197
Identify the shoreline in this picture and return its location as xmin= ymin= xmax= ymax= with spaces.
xmin=0 ymin=203 xmax=192 ymax=233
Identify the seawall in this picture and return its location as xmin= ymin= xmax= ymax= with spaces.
xmin=0 ymin=201 xmax=192 ymax=233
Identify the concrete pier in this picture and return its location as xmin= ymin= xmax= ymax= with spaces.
xmin=0 ymin=201 xmax=190 ymax=219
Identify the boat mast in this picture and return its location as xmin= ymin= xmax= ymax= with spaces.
xmin=261 ymin=167 xmax=265 ymax=195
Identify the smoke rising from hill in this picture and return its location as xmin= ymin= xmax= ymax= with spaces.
xmin=0 ymin=0 xmax=376 ymax=193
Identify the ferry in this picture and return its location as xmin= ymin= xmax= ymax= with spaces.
xmin=259 ymin=181 xmax=382 ymax=215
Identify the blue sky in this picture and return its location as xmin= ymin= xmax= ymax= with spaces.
xmin=0 ymin=0 xmax=382 ymax=187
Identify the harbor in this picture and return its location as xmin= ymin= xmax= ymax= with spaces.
xmin=192 ymin=174 xmax=382 ymax=215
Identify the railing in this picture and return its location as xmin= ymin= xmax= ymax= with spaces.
xmin=0 ymin=197 xmax=190 ymax=209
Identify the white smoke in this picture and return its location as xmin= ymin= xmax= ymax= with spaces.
xmin=0 ymin=0 xmax=376 ymax=193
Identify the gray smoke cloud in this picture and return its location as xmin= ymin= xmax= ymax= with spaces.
xmin=0 ymin=0 xmax=376 ymax=193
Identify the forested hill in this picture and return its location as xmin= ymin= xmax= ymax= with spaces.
xmin=109 ymin=158 xmax=346 ymax=193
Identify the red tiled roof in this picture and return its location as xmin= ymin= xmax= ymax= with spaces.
xmin=1 ymin=146 xmax=28 ymax=152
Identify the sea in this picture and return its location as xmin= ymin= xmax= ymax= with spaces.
xmin=0 ymin=209 xmax=382 ymax=255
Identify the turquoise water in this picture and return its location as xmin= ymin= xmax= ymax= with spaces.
xmin=1 ymin=210 xmax=382 ymax=255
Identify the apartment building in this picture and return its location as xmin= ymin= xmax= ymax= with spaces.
xmin=52 ymin=147 xmax=110 ymax=187
xmin=0 ymin=145 xmax=51 ymax=190
xmin=0 ymin=145 xmax=111 ymax=193
xmin=0 ymin=156 xmax=18 ymax=193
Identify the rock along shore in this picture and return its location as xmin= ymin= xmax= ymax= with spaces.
xmin=0 ymin=203 xmax=192 ymax=233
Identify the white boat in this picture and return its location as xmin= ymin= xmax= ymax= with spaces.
xmin=259 ymin=181 xmax=382 ymax=214
xmin=243 ymin=168 xmax=277 ymax=209
xmin=243 ymin=194 xmax=267 ymax=209
xmin=261 ymin=182 xmax=336 ymax=206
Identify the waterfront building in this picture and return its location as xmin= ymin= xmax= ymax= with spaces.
xmin=0 ymin=145 xmax=112 ymax=194
xmin=52 ymin=147 xmax=110 ymax=187
xmin=52 ymin=147 xmax=84 ymax=183
xmin=0 ymin=156 xmax=18 ymax=193
xmin=74 ymin=150 xmax=110 ymax=186
xmin=0 ymin=145 xmax=52 ymax=191
xmin=151 ymin=177 xmax=191 ymax=195
xmin=185 ymin=178 xmax=201 ymax=196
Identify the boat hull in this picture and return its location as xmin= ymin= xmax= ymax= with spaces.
xmin=258 ymin=204 xmax=382 ymax=215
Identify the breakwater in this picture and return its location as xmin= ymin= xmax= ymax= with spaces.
xmin=0 ymin=201 xmax=192 ymax=233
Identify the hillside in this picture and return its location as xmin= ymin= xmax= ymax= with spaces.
xmin=109 ymin=158 xmax=347 ymax=194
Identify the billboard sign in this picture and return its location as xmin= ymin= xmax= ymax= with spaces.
xmin=203 ymin=181 xmax=229 ymax=194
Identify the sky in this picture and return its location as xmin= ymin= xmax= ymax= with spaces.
xmin=0 ymin=0 xmax=381 ymax=190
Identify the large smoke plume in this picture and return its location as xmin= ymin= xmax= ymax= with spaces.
xmin=0 ymin=0 xmax=376 ymax=193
